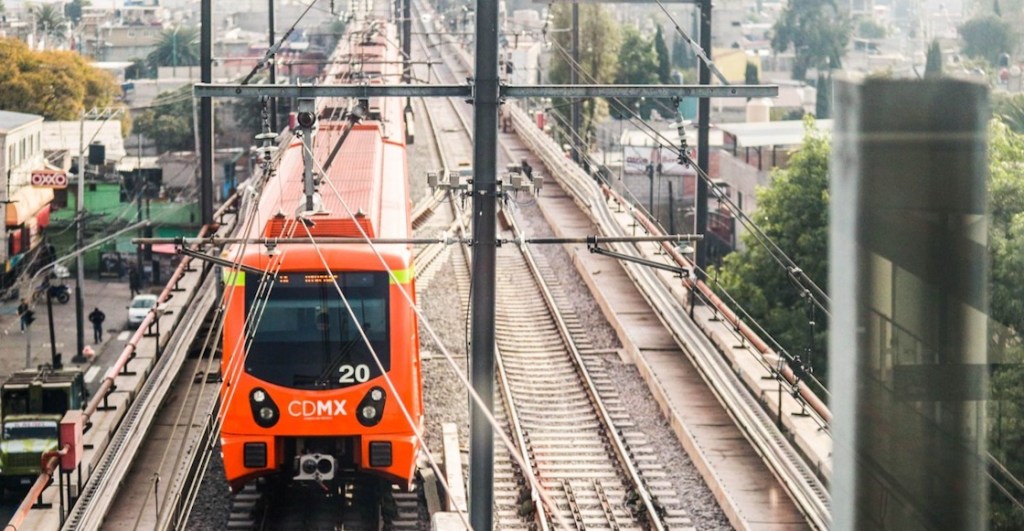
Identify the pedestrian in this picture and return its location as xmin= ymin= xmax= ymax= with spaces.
xmin=521 ymin=159 xmax=533 ymax=181
xmin=129 ymin=269 xmax=140 ymax=298
xmin=17 ymin=299 xmax=29 ymax=332
xmin=89 ymin=307 xmax=106 ymax=343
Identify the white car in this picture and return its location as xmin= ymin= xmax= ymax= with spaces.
xmin=127 ymin=294 xmax=158 ymax=327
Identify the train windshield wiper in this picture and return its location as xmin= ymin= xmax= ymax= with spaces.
xmin=316 ymin=339 xmax=360 ymax=386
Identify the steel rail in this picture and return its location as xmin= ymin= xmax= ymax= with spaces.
xmin=503 ymin=208 xmax=668 ymax=530
xmin=509 ymin=103 xmax=833 ymax=529
xmin=4 ymin=189 xmax=243 ymax=530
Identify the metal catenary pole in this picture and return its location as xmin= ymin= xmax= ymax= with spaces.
xmin=695 ymin=0 xmax=711 ymax=277
xmin=268 ymin=0 xmax=278 ymax=132
xmin=469 ymin=0 xmax=499 ymax=526
xmin=200 ymin=0 xmax=214 ymax=226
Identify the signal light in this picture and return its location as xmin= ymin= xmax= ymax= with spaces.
xmin=297 ymin=111 xmax=316 ymax=128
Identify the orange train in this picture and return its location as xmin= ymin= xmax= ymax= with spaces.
xmin=218 ymin=12 xmax=421 ymax=492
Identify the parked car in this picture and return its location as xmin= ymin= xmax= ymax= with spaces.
xmin=127 ymin=294 xmax=158 ymax=327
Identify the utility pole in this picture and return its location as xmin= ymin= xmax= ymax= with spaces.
xmin=200 ymin=0 xmax=214 ymax=225
xmin=695 ymin=0 xmax=711 ymax=277
xmin=468 ymin=0 xmax=499 ymax=527
xmin=268 ymin=0 xmax=278 ymax=132
xmin=74 ymin=115 xmax=86 ymax=363
xmin=570 ymin=3 xmax=580 ymax=163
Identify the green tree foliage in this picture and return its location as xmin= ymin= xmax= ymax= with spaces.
xmin=925 ymin=40 xmax=943 ymax=77
xmin=0 ymin=38 xmax=118 ymax=119
xmin=986 ymin=119 xmax=1024 ymax=530
xmin=671 ymin=33 xmax=693 ymax=69
xmin=771 ymin=0 xmax=851 ymax=80
xmin=547 ymin=3 xmax=620 ymax=148
xmin=30 ymin=3 xmax=67 ymax=45
xmin=63 ymin=0 xmax=90 ymax=26
xmin=614 ymin=26 xmax=659 ymax=120
xmin=133 ymin=87 xmax=195 ymax=153
xmin=815 ymin=73 xmax=831 ymax=118
xmin=958 ymin=15 xmax=1014 ymax=64
xmin=714 ymin=116 xmax=830 ymax=377
xmin=146 ymin=26 xmax=200 ymax=72
xmin=856 ymin=18 xmax=886 ymax=39
xmin=745 ymin=62 xmax=760 ymax=85
xmin=993 ymin=93 xmax=1024 ymax=133
xmin=654 ymin=25 xmax=672 ymax=84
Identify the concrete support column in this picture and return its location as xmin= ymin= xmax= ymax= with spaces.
xmin=830 ymin=78 xmax=989 ymax=530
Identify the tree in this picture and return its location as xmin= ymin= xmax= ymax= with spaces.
xmin=993 ymin=93 xmax=1024 ymax=133
xmin=133 ymin=87 xmax=195 ymax=153
xmin=146 ymin=27 xmax=200 ymax=72
xmin=714 ymin=116 xmax=831 ymax=377
xmin=958 ymin=15 xmax=1013 ymax=65
xmin=614 ymin=26 xmax=659 ymax=120
xmin=925 ymin=40 xmax=943 ymax=77
xmin=654 ymin=25 xmax=672 ymax=84
xmin=856 ymin=18 xmax=886 ymax=39
xmin=0 ymin=38 xmax=118 ymax=119
xmin=815 ymin=73 xmax=831 ymax=118
xmin=546 ymin=3 xmax=620 ymax=149
xmin=745 ymin=62 xmax=760 ymax=85
xmin=30 ymin=4 xmax=67 ymax=46
xmin=771 ymin=0 xmax=851 ymax=81
xmin=985 ymin=119 xmax=1024 ymax=530
xmin=672 ymin=32 xmax=693 ymax=70
xmin=64 ymin=0 xmax=90 ymax=26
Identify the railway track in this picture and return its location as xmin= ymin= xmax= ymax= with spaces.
xmin=486 ymin=211 xmax=692 ymax=530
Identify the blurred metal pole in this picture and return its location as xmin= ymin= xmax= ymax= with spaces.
xmin=469 ymin=0 xmax=499 ymax=528
xmin=268 ymin=0 xmax=277 ymax=132
xmin=570 ymin=2 xmax=580 ymax=163
xmin=695 ymin=0 xmax=710 ymax=277
xmin=200 ymin=0 xmax=214 ymax=226
xmin=830 ymin=78 xmax=989 ymax=531
xmin=73 ymin=115 xmax=86 ymax=363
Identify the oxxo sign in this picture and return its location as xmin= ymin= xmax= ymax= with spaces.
xmin=31 ymin=171 xmax=68 ymax=189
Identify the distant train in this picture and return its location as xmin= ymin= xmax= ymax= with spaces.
xmin=218 ymin=6 xmax=421 ymax=493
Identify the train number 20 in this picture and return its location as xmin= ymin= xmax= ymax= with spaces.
xmin=338 ymin=364 xmax=371 ymax=383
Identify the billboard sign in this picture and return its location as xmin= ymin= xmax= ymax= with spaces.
xmin=31 ymin=170 xmax=68 ymax=189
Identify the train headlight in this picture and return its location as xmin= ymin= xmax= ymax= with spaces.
xmin=356 ymin=386 xmax=386 ymax=427
xmin=301 ymin=457 xmax=318 ymax=475
xmin=249 ymin=387 xmax=279 ymax=428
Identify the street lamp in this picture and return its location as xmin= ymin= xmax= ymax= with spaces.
xmin=74 ymin=108 xmax=121 ymax=363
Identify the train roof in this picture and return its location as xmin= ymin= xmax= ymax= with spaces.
xmin=2 ymin=368 xmax=83 ymax=388
xmin=258 ymin=122 xmax=408 ymax=240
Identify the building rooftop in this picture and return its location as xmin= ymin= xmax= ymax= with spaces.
xmin=719 ymin=119 xmax=833 ymax=148
xmin=0 ymin=110 xmax=43 ymax=134
xmin=42 ymin=121 xmax=127 ymax=162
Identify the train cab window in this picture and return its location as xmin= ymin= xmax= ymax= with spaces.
xmin=244 ymin=271 xmax=391 ymax=389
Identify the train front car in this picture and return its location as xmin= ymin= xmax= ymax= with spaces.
xmin=218 ymin=14 xmax=421 ymax=493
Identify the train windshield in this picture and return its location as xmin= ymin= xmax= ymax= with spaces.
xmin=244 ymin=272 xmax=390 ymax=390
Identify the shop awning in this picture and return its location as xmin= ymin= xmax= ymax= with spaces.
xmin=5 ymin=185 xmax=54 ymax=228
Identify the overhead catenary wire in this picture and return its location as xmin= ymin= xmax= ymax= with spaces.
xmin=543 ymin=35 xmax=831 ymax=317
xmin=127 ymin=131 xmax=286 ymax=529
xmin=304 ymin=140 xmax=575 ymax=529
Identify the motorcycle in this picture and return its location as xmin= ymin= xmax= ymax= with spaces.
xmin=48 ymin=283 xmax=70 ymax=304
xmin=32 ymin=281 xmax=70 ymax=304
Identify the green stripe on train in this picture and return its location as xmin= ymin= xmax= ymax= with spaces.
xmin=223 ymin=270 xmax=246 ymax=287
xmin=390 ymin=267 xmax=414 ymax=284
